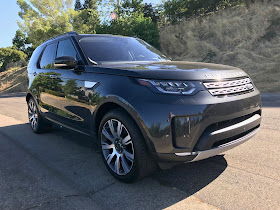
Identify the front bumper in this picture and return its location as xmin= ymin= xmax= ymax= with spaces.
xmin=176 ymin=119 xmax=260 ymax=162
xmin=128 ymin=88 xmax=261 ymax=163
xmin=154 ymin=113 xmax=261 ymax=163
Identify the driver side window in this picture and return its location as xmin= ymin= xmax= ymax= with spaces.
xmin=56 ymin=39 xmax=78 ymax=60
xmin=39 ymin=42 xmax=57 ymax=69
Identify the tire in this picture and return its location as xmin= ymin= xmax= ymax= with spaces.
xmin=98 ymin=109 xmax=157 ymax=182
xmin=27 ymin=97 xmax=52 ymax=134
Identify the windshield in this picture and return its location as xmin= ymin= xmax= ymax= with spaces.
xmin=79 ymin=36 xmax=169 ymax=64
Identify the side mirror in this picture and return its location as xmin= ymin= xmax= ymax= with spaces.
xmin=54 ymin=56 xmax=77 ymax=69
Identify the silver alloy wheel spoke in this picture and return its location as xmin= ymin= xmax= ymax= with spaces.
xmin=33 ymin=121 xmax=37 ymax=129
xmin=121 ymin=155 xmax=130 ymax=174
xmin=29 ymin=101 xmax=33 ymax=110
xmin=117 ymin=121 xmax=122 ymax=137
xmin=122 ymin=134 xmax=131 ymax=145
xmin=102 ymin=128 xmax=114 ymax=142
xmin=101 ymin=119 xmax=134 ymax=175
xmin=123 ymin=150 xmax=134 ymax=162
xmin=102 ymin=142 xmax=114 ymax=150
xmin=28 ymin=100 xmax=38 ymax=130
xmin=108 ymin=120 xmax=116 ymax=137
xmin=107 ymin=152 xmax=115 ymax=165
xmin=115 ymin=155 xmax=121 ymax=174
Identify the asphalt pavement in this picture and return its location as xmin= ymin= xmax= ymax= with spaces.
xmin=0 ymin=92 xmax=279 ymax=210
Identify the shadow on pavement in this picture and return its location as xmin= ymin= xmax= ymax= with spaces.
xmin=0 ymin=122 xmax=227 ymax=209
xmin=153 ymin=155 xmax=227 ymax=196
xmin=0 ymin=92 xmax=26 ymax=98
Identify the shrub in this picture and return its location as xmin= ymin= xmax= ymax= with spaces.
xmin=97 ymin=14 xmax=159 ymax=48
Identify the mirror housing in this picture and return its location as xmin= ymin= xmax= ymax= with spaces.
xmin=54 ymin=56 xmax=77 ymax=69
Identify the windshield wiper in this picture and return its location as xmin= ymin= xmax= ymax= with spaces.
xmin=88 ymin=57 xmax=98 ymax=65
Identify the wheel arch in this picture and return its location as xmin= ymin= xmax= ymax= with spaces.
xmin=26 ymin=92 xmax=33 ymax=102
xmin=26 ymin=92 xmax=41 ymax=113
xmin=93 ymin=97 xmax=156 ymax=154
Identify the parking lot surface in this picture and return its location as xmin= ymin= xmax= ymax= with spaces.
xmin=0 ymin=92 xmax=279 ymax=209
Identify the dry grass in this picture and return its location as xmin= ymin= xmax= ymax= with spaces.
xmin=159 ymin=1 xmax=280 ymax=91
xmin=0 ymin=67 xmax=28 ymax=93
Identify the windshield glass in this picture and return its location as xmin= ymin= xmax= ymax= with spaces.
xmin=79 ymin=36 xmax=169 ymax=64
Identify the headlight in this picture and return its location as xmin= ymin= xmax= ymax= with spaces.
xmin=137 ymin=79 xmax=200 ymax=95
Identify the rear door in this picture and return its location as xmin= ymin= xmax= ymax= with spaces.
xmin=32 ymin=41 xmax=58 ymax=115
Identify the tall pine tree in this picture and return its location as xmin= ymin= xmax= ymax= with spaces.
xmin=74 ymin=0 xmax=82 ymax=11
xmin=83 ymin=0 xmax=97 ymax=10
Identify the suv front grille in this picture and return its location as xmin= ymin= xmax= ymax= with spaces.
xmin=203 ymin=77 xmax=254 ymax=96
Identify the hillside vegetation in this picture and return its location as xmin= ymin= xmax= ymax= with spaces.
xmin=0 ymin=67 xmax=28 ymax=93
xmin=160 ymin=1 xmax=280 ymax=91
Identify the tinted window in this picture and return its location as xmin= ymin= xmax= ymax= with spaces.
xmin=79 ymin=36 xmax=168 ymax=64
xmin=28 ymin=45 xmax=44 ymax=69
xmin=56 ymin=39 xmax=78 ymax=59
xmin=40 ymin=43 xmax=57 ymax=69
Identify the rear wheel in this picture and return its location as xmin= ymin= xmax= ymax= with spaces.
xmin=27 ymin=98 xmax=52 ymax=134
xmin=98 ymin=109 xmax=157 ymax=182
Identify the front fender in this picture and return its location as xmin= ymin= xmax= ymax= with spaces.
xmin=93 ymin=95 xmax=156 ymax=154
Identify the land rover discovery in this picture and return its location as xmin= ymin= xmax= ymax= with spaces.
xmin=26 ymin=32 xmax=261 ymax=182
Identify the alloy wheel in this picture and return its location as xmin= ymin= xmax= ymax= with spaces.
xmin=101 ymin=119 xmax=134 ymax=175
xmin=28 ymin=100 xmax=38 ymax=130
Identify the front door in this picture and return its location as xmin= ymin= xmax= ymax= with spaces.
xmin=39 ymin=38 xmax=91 ymax=133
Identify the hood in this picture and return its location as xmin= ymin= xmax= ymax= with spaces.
xmin=86 ymin=61 xmax=248 ymax=80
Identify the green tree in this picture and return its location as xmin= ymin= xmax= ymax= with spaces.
xmin=63 ymin=79 xmax=80 ymax=96
xmin=73 ymin=0 xmax=100 ymax=33
xmin=97 ymin=14 xmax=159 ymax=48
xmin=30 ymin=72 xmax=63 ymax=92
xmin=12 ymin=29 xmax=34 ymax=58
xmin=17 ymin=0 xmax=100 ymax=47
xmin=74 ymin=0 xmax=82 ymax=10
xmin=12 ymin=30 xmax=27 ymax=51
xmin=0 ymin=47 xmax=27 ymax=71
xmin=72 ymin=8 xmax=100 ymax=34
xmin=130 ymin=15 xmax=159 ymax=48
xmin=143 ymin=3 xmax=160 ymax=24
xmin=97 ymin=0 xmax=160 ymax=48
xmin=120 ymin=0 xmax=144 ymax=16
xmin=83 ymin=0 xmax=98 ymax=9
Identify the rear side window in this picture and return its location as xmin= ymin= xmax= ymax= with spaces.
xmin=28 ymin=45 xmax=44 ymax=69
xmin=40 ymin=42 xmax=57 ymax=69
xmin=56 ymin=39 xmax=78 ymax=60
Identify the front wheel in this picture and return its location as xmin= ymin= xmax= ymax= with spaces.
xmin=98 ymin=109 xmax=157 ymax=182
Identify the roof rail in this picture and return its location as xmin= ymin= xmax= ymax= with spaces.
xmin=49 ymin=31 xmax=79 ymax=41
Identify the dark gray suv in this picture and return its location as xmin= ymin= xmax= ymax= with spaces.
xmin=26 ymin=32 xmax=261 ymax=182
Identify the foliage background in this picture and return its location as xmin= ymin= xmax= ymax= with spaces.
xmin=0 ymin=0 xmax=279 ymax=92
xmin=160 ymin=1 xmax=280 ymax=91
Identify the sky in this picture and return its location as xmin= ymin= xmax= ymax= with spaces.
xmin=0 ymin=0 xmax=162 ymax=48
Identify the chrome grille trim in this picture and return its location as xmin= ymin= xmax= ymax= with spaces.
xmin=204 ymin=77 xmax=254 ymax=96
xmin=204 ymin=78 xmax=251 ymax=89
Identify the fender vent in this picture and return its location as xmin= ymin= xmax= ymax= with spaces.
xmin=203 ymin=77 xmax=254 ymax=96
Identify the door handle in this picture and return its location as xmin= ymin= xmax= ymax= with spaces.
xmin=49 ymin=75 xmax=57 ymax=79
xmin=33 ymin=72 xmax=37 ymax=76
